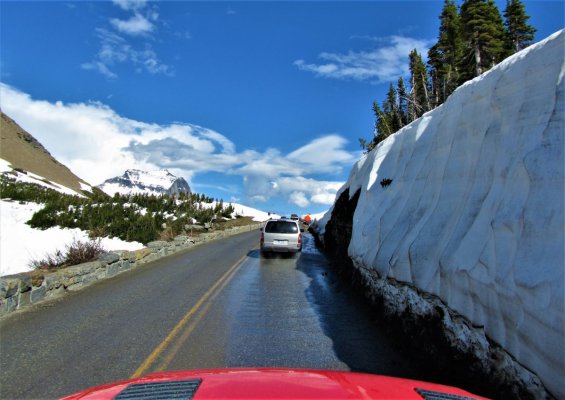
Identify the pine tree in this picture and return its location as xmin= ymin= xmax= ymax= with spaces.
xmin=396 ymin=77 xmax=409 ymax=126
xmin=428 ymin=0 xmax=463 ymax=104
xmin=428 ymin=44 xmax=442 ymax=107
xmin=128 ymin=214 xmax=157 ymax=244
xmin=373 ymin=101 xmax=392 ymax=142
xmin=357 ymin=0 xmax=538 ymax=153
xmin=504 ymin=0 xmax=536 ymax=53
xmin=408 ymin=49 xmax=430 ymax=121
xmin=359 ymin=137 xmax=374 ymax=153
xmin=384 ymin=83 xmax=403 ymax=134
xmin=459 ymin=0 xmax=506 ymax=81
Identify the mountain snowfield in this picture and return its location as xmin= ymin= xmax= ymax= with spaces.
xmin=98 ymin=169 xmax=191 ymax=197
xmin=317 ymin=30 xmax=564 ymax=397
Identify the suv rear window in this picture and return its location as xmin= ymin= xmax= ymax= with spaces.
xmin=265 ymin=221 xmax=298 ymax=234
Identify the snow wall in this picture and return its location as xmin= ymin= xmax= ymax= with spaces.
xmin=325 ymin=30 xmax=564 ymax=397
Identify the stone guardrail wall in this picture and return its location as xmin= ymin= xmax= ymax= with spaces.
xmin=0 ymin=223 xmax=262 ymax=318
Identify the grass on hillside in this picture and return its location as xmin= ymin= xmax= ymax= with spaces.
xmin=215 ymin=216 xmax=257 ymax=230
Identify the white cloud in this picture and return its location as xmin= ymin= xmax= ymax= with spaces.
xmin=111 ymin=13 xmax=154 ymax=36
xmin=81 ymin=61 xmax=118 ymax=79
xmin=0 ymin=84 xmax=354 ymax=209
xmin=287 ymin=135 xmax=359 ymax=174
xmin=0 ymin=84 xmax=226 ymax=185
xmin=276 ymin=177 xmax=342 ymax=206
xmin=236 ymin=149 xmax=303 ymax=178
xmin=241 ymin=173 xmax=343 ymax=209
xmin=83 ymin=28 xmax=172 ymax=78
xmin=83 ymin=3 xmax=172 ymax=78
xmin=290 ymin=192 xmax=309 ymax=208
xmin=311 ymin=192 xmax=337 ymax=205
xmin=112 ymin=0 xmax=147 ymax=12
xmin=294 ymin=35 xmax=433 ymax=83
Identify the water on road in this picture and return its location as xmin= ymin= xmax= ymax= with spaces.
xmin=161 ymin=234 xmax=422 ymax=379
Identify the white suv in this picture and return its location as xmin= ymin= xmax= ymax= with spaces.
xmin=260 ymin=218 xmax=302 ymax=255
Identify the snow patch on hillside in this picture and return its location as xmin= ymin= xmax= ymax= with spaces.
xmin=231 ymin=203 xmax=280 ymax=221
xmin=0 ymin=158 xmax=85 ymax=197
xmin=0 ymin=200 xmax=144 ymax=277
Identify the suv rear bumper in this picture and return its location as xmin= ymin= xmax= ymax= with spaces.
xmin=261 ymin=244 xmax=301 ymax=253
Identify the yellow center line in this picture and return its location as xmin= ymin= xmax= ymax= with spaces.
xmin=130 ymin=254 xmax=248 ymax=378
xmin=155 ymin=261 xmax=240 ymax=372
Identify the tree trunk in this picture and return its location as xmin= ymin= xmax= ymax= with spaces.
xmin=474 ymin=32 xmax=482 ymax=76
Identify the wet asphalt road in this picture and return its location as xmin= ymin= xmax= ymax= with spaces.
xmin=165 ymin=236 xmax=421 ymax=376
xmin=1 ymin=230 xmax=428 ymax=399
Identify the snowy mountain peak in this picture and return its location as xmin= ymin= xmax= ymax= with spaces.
xmin=98 ymin=169 xmax=191 ymax=197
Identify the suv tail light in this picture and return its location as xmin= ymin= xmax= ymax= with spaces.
xmin=298 ymin=233 xmax=302 ymax=247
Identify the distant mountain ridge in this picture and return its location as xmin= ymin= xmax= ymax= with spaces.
xmin=98 ymin=169 xmax=191 ymax=197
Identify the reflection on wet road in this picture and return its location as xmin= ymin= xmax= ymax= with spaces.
xmin=165 ymin=234 xmax=422 ymax=378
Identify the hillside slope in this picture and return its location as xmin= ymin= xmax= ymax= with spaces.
xmin=319 ymin=30 xmax=563 ymax=398
xmin=0 ymin=112 xmax=92 ymax=195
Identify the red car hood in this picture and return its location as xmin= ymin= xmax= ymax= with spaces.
xmin=62 ymin=368 xmax=489 ymax=399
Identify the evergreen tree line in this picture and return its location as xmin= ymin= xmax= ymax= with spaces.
xmin=360 ymin=0 xmax=536 ymax=151
xmin=1 ymin=175 xmax=236 ymax=245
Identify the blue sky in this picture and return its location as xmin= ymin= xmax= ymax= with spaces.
xmin=1 ymin=1 xmax=563 ymax=216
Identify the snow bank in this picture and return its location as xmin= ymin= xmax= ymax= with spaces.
xmin=0 ymin=196 xmax=271 ymax=276
xmin=231 ymin=203 xmax=280 ymax=221
xmin=305 ymin=211 xmax=328 ymax=222
xmin=0 ymin=200 xmax=144 ymax=277
xmin=332 ymin=30 xmax=564 ymax=397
